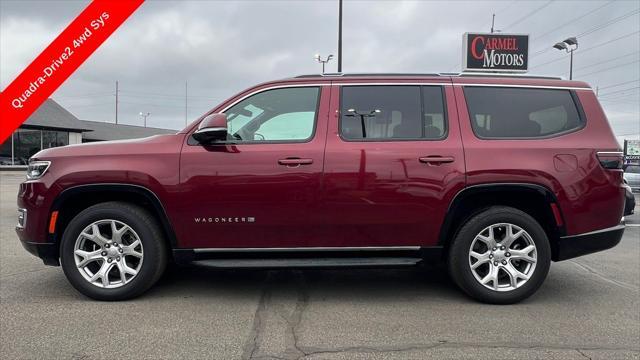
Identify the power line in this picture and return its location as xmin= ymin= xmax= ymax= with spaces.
xmin=598 ymin=79 xmax=640 ymax=91
xmin=572 ymin=51 xmax=639 ymax=71
xmin=576 ymin=59 xmax=640 ymax=77
xmin=531 ymin=1 xmax=615 ymax=41
xmin=576 ymin=9 xmax=639 ymax=38
xmin=502 ymin=0 xmax=555 ymax=30
xmin=530 ymin=30 xmax=640 ymax=69
xmin=598 ymin=86 xmax=640 ymax=97
xmin=530 ymin=8 xmax=639 ymax=59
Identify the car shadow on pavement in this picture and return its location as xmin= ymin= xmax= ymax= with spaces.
xmin=147 ymin=264 xmax=468 ymax=303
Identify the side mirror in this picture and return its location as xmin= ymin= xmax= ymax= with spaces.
xmin=192 ymin=113 xmax=228 ymax=144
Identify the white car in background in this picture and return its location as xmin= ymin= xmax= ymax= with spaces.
xmin=624 ymin=164 xmax=640 ymax=193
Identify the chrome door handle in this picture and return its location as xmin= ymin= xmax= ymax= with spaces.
xmin=419 ymin=156 xmax=455 ymax=165
xmin=278 ymin=158 xmax=314 ymax=167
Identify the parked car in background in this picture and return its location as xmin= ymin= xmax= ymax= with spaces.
xmin=623 ymin=164 xmax=640 ymax=192
xmin=623 ymin=180 xmax=635 ymax=216
xmin=16 ymin=73 xmax=627 ymax=304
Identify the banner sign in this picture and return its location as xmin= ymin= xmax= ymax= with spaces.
xmin=462 ymin=32 xmax=529 ymax=72
xmin=0 ymin=0 xmax=144 ymax=143
xmin=624 ymin=139 xmax=640 ymax=161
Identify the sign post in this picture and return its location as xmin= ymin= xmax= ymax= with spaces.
xmin=463 ymin=32 xmax=529 ymax=73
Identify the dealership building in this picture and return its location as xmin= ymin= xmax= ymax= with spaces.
xmin=0 ymin=99 xmax=175 ymax=166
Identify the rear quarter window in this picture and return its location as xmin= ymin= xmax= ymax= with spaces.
xmin=463 ymin=87 xmax=585 ymax=139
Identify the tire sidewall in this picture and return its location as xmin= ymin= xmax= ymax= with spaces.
xmin=60 ymin=203 xmax=165 ymax=301
xmin=449 ymin=207 xmax=551 ymax=304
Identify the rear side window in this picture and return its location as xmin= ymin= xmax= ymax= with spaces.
xmin=340 ymin=86 xmax=446 ymax=140
xmin=464 ymin=87 xmax=584 ymax=139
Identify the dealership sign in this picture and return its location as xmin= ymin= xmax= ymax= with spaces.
xmin=463 ymin=33 xmax=529 ymax=72
xmin=624 ymin=139 xmax=640 ymax=161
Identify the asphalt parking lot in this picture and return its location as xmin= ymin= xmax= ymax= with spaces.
xmin=1 ymin=171 xmax=638 ymax=360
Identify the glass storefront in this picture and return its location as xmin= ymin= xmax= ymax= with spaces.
xmin=0 ymin=129 xmax=70 ymax=165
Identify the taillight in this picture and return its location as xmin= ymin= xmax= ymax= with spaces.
xmin=596 ymin=151 xmax=624 ymax=170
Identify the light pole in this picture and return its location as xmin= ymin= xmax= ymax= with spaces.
xmin=314 ymin=54 xmax=333 ymax=74
xmin=139 ymin=112 xmax=150 ymax=127
xmin=345 ymin=108 xmax=381 ymax=138
xmin=553 ymin=37 xmax=578 ymax=80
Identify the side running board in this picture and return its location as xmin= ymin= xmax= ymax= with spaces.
xmin=191 ymin=257 xmax=423 ymax=269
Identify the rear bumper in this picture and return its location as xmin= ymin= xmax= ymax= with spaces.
xmin=554 ymin=224 xmax=625 ymax=261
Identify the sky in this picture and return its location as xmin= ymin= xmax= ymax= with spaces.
xmin=1 ymin=0 xmax=638 ymax=143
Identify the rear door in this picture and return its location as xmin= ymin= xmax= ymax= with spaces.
xmin=321 ymin=81 xmax=465 ymax=247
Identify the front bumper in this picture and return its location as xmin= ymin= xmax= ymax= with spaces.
xmin=18 ymin=237 xmax=60 ymax=266
xmin=554 ymin=224 xmax=625 ymax=261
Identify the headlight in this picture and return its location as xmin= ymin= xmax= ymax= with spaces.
xmin=26 ymin=160 xmax=51 ymax=180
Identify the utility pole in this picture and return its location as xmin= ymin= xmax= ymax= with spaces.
xmin=185 ymin=81 xmax=188 ymax=126
xmin=115 ymin=81 xmax=119 ymax=124
xmin=337 ymin=0 xmax=343 ymax=72
xmin=491 ymin=14 xmax=495 ymax=33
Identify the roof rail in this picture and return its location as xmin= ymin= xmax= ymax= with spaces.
xmin=294 ymin=73 xmax=441 ymax=78
xmin=449 ymin=72 xmax=564 ymax=80
xmin=294 ymin=72 xmax=564 ymax=80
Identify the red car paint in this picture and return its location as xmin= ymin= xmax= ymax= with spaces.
xmin=17 ymin=74 xmax=625 ymax=260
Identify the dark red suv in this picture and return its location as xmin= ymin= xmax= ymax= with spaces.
xmin=16 ymin=73 xmax=627 ymax=303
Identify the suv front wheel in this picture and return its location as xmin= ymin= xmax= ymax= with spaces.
xmin=60 ymin=202 xmax=167 ymax=301
xmin=448 ymin=206 xmax=551 ymax=304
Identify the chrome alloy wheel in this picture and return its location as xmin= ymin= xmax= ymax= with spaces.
xmin=468 ymin=223 xmax=537 ymax=292
xmin=74 ymin=219 xmax=143 ymax=289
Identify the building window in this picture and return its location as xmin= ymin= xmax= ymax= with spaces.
xmin=14 ymin=129 xmax=42 ymax=165
xmin=0 ymin=134 xmax=12 ymax=165
xmin=0 ymin=129 xmax=72 ymax=166
xmin=43 ymin=130 xmax=69 ymax=149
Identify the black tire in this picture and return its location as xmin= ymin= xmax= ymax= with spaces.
xmin=60 ymin=202 xmax=168 ymax=301
xmin=448 ymin=206 xmax=551 ymax=304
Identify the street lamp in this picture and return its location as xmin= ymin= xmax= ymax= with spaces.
xmin=314 ymin=54 xmax=333 ymax=74
xmin=139 ymin=112 xmax=150 ymax=127
xmin=345 ymin=108 xmax=381 ymax=138
xmin=553 ymin=37 xmax=578 ymax=80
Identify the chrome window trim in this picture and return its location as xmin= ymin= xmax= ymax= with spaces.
xmin=193 ymin=246 xmax=420 ymax=253
xmin=219 ymin=84 xmax=328 ymax=113
xmin=218 ymin=83 xmax=591 ymax=114
xmin=454 ymin=83 xmax=591 ymax=91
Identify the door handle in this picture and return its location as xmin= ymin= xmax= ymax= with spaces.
xmin=419 ymin=156 xmax=455 ymax=165
xmin=278 ymin=158 xmax=314 ymax=166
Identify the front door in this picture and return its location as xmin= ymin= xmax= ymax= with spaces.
xmin=322 ymin=83 xmax=465 ymax=247
xmin=178 ymin=85 xmax=329 ymax=248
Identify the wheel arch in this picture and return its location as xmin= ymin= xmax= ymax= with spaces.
xmin=49 ymin=183 xmax=178 ymax=260
xmin=438 ymin=183 xmax=565 ymax=261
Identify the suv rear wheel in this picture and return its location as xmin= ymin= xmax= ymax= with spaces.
xmin=448 ymin=206 xmax=551 ymax=304
xmin=60 ymin=202 xmax=167 ymax=300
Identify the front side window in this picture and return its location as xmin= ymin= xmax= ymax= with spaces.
xmin=626 ymin=165 xmax=640 ymax=174
xmin=224 ymin=87 xmax=319 ymax=142
xmin=340 ymin=86 xmax=446 ymax=140
xmin=464 ymin=87 xmax=584 ymax=139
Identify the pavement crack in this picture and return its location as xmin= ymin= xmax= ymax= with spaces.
xmin=576 ymin=348 xmax=593 ymax=360
xmin=288 ymin=272 xmax=309 ymax=360
xmin=569 ymin=260 xmax=639 ymax=292
xmin=299 ymin=341 xmax=447 ymax=358
xmin=242 ymin=273 xmax=272 ymax=360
